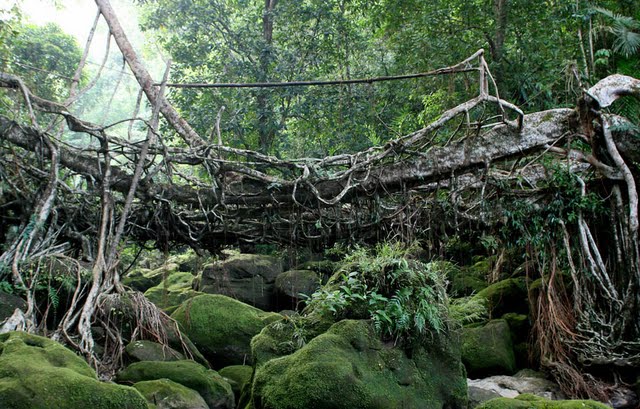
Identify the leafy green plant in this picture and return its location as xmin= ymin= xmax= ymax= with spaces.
xmin=303 ymin=242 xmax=450 ymax=345
xmin=0 ymin=280 xmax=14 ymax=294
xmin=501 ymin=161 xmax=606 ymax=248
xmin=448 ymin=296 xmax=488 ymax=326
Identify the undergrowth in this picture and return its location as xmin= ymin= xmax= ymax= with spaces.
xmin=302 ymin=242 xmax=450 ymax=345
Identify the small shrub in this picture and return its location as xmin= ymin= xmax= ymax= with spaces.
xmin=302 ymin=242 xmax=450 ymax=345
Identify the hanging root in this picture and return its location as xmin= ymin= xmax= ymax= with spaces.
xmin=530 ymin=246 xmax=610 ymax=401
xmin=93 ymin=291 xmax=192 ymax=378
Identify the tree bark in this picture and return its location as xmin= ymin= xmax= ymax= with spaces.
xmin=94 ymin=0 xmax=206 ymax=149
xmin=490 ymin=0 xmax=509 ymax=87
xmin=256 ymin=0 xmax=278 ymax=153
xmin=0 ymin=108 xmax=575 ymax=207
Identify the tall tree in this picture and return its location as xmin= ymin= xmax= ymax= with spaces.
xmin=3 ymin=22 xmax=83 ymax=102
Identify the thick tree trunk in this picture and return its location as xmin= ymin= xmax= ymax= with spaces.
xmin=0 ymin=109 xmax=571 ymax=207
xmin=490 ymin=0 xmax=509 ymax=87
xmin=94 ymin=0 xmax=206 ymax=149
xmin=256 ymin=0 xmax=278 ymax=153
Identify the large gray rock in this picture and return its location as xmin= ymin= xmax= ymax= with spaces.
xmin=200 ymin=253 xmax=283 ymax=310
xmin=125 ymin=340 xmax=185 ymax=362
xmin=0 ymin=292 xmax=27 ymax=322
xmin=274 ymin=269 xmax=320 ymax=309
xmin=467 ymin=371 xmax=565 ymax=408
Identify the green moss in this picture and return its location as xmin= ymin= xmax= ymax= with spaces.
xmin=461 ymin=319 xmax=516 ymax=377
xmin=116 ymin=360 xmax=234 ymax=409
xmin=123 ymin=264 xmax=178 ymax=293
xmin=449 ymin=296 xmax=488 ymax=326
xmin=252 ymin=320 xmax=467 ymax=409
xmin=144 ymin=272 xmax=201 ymax=310
xmin=0 ymin=332 xmax=147 ymax=409
xmin=171 ymin=294 xmax=281 ymax=368
xmin=474 ymin=278 xmax=527 ymax=317
xmin=449 ymin=268 xmax=488 ymax=297
xmin=133 ymin=378 xmax=208 ymax=409
xmin=219 ymin=365 xmax=253 ymax=401
xmin=475 ymin=394 xmax=610 ymax=408
xmin=125 ymin=340 xmax=184 ymax=362
xmin=250 ymin=315 xmax=334 ymax=367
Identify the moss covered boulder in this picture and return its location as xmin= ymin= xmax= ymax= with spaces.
xmin=252 ymin=320 xmax=467 ymax=409
xmin=123 ymin=265 xmax=173 ymax=292
xmin=144 ymin=272 xmax=202 ymax=312
xmin=474 ymin=393 xmax=610 ymax=408
xmin=0 ymin=331 xmax=147 ymax=409
xmin=275 ymin=269 xmax=320 ymax=307
xmin=250 ymin=314 xmax=334 ymax=367
xmin=171 ymin=294 xmax=281 ymax=368
xmin=116 ymin=360 xmax=234 ymax=409
xmin=473 ymin=278 xmax=527 ymax=317
xmin=200 ymin=253 xmax=283 ymax=310
xmin=122 ymin=267 xmax=160 ymax=292
xmin=501 ymin=313 xmax=530 ymax=368
xmin=219 ymin=365 xmax=253 ymax=401
xmin=462 ymin=319 xmax=516 ymax=378
xmin=446 ymin=260 xmax=488 ymax=297
xmin=125 ymin=340 xmax=185 ymax=362
xmin=133 ymin=378 xmax=208 ymax=409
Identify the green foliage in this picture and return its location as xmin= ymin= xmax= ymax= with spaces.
xmin=0 ymin=4 xmax=21 ymax=66
xmin=303 ymin=242 xmax=449 ymax=344
xmin=449 ymin=296 xmax=488 ymax=326
xmin=594 ymin=7 xmax=640 ymax=58
xmin=501 ymin=162 xmax=606 ymax=248
xmin=5 ymin=22 xmax=83 ymax=102
xmin=0 ymin=280 xmax=14 ymax=294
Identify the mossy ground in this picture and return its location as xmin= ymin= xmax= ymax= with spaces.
xmin=171 ymin=294 xmax=281 ymax=368
xmin=0 ymin=332 xmax=147 ymax=409
xmin=475 ymin=393 xmax=610 ymax=408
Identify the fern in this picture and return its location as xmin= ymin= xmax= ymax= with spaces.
xmin=304 ymin=241 xmax=450 ymax=344
xmin=48 ymin=286 xmax=60 ymax=309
